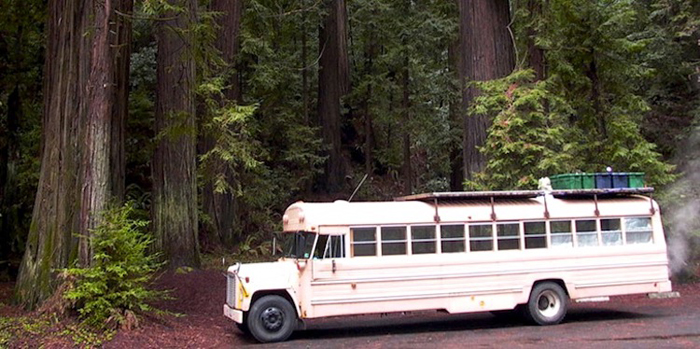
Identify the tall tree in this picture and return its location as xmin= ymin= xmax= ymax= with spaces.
xmin=15 ymin=0 xmax=132 ymax=308
xmin=153 ymin=0 xmax=200 ymax=268
xmin=317 ymin=0 xmax=350 ymax=192
xmin=457 ymin=0 xmax=515 ymax=182
xmin=79 ymin=0 xmax=132 ymax=264
xmin=14 ymin=0 xmax=88 ymax=308
xmin=201 ymin=0 xmax=244 ymax=247
xmin=111 ymin=0 xmax=132 ymax=199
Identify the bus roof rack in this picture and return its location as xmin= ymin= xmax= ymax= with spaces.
xmin=394 ymin=187 xmax=655 ymax=202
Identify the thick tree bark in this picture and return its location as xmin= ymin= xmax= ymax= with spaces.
xmin=212 ymin=0 xmax=243 ymax=103
xmin=202 ymin=0 xmax=243 ymax=247
xmin=317 ymin=0 xmax=350 ymax=192
xmin=153 ymin=0 xmax=201 ymax=268
xmin=111 ymin=0 xmax=132 ymax=200
xmin=15 ymin=0 xmax=131 ymax=308
xmin=78 ymin=0 xmax=118 ymax=265
xmin=15 ymin=0 xmax=91 ymax=308
xmin=457 ymin=0 xmax=515 ymax=181
xmin=526 ymin=0 xmax=545 ymax=81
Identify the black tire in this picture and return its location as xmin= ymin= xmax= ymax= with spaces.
xmin=524 ymin=282 xmax=568 ymax=325
xmin=247 ymin=295 xmax=296 ymax=343
xmin=235 ymin=319 xmax=250 ymax=336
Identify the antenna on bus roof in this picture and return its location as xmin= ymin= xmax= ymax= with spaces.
xmin=348 ymin=174 xmax=369 ymax=202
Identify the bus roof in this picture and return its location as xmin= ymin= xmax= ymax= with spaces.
xmin=394 ymin=188 xmax=654 ymax=202
xmin=282 ymin=189 xmax=657 ymax=233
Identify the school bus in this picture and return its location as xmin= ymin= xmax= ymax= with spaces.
xmin=224 ymin=188 xmax=673 ymax=343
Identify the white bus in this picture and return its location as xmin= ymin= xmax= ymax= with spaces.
xmin=223 ymin=189 xmax=673 ymax=343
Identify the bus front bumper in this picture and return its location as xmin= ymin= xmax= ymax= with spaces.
xmin=223 ymin=304 xmax=243 ymax=324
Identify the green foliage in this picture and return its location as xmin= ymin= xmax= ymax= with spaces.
xmin=62 ymin=203 xmax=166 ymax=329
xmin=199 ymin=102 xmax=260 ymax=196
xmin=467 ymin=69 xmax=573 ymax=190
xmin=198 ymin=0 xmax=326 ymax=239
xmin=478 ymin=0 xmax=677 ymax=191
xmin=0 ymin=314 xmax=112 ymax=348
xmin=634 ymin=0 xmax=700 ymax=158
xmin=0 ymin=315 xmax=50 ymax=347
xmin=347 ymin=0 xmax=458 ymax=193
xmin=59 ymin=323 xmax=114 ymax=348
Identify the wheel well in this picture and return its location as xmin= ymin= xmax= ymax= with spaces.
xmin=250 ymin=290 xmax=298 ymax=316
xmin=532 ymin=279 xmax=570 ymax=297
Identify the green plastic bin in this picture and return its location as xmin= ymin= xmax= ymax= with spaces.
xmin=550 ymin=173 xmax=595 ymax=190
xmin=628 ymin=172 xmax=645 ymax=188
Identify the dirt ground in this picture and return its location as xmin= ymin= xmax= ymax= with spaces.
xmin=1 ymin=270 xmax=698 ymax=348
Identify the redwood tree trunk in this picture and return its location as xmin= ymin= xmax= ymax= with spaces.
xmin=111 ymin=0 xmax=132 ymax=200
xmin=526 ymin=0 xmax=545 ymax=81
xmin=317 ymin=0 xmax=350 ymax=192
xmin=202 ymin=0 xmax=243 ymax=247
xmin=80 ymin=0 xmax=124 ymax=265
xmin=15 ymin=0 xmax=132 ymax=308
xmin=457 ymin=0 xmax=515 ymax=181
xmin=15 ymin=0 xmax=91 ymax=308
xmin=153 ymin=0 xmax=201 ymax=268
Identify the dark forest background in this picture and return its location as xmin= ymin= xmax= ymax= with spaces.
xmin=0 ymin=0 xmax=698 ymax=309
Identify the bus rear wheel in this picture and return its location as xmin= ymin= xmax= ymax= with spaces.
xmin=247 ymin=295 xmax=296 ymax=343
xmin=524 ymin=282 xmax=568 ymax=325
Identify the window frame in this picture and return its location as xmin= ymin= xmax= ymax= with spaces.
xmin=350 ymin=226 xmax=378 ymax=257
xmin=380 ymin=226 xmax=408 ymax=256
xmin=469 ymin=223 xmax=495 ymax=252
xmin=410 ymin=225 xmax=437 ymax=255
xmin=439 ymin=224 xmax=467 ymax=253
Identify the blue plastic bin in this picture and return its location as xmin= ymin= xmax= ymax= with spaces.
xmin=595 ymin=173 xmax=630 ymax=189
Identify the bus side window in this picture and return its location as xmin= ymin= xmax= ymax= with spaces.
xmin=550 ymin=220 xmax=573 ymax=248
xmin=497 ymin=223 xmax=520 ymax=250
xmin=313 ymin=235 xmax=329 ymax=259
xmin=381 ymin=226 xmax=407 ymax=255
xmin=411 ymin=226 xmax=436 ymax=254
xmin=524 ymin=221 xmax=547 ymax=249
xmin=469 ymin=224 xmax=493 ymax=252
xmin=575 ymin=219 xmax=598 ymax=247
xmin=351 ymin=227 xmax=377 ymax=257
xmin=440 ymin=224 xmax=465 ymax=253
xmin=323 ymin=235 xmax=346 ymax=258
xmin=601 ymin=218 xmax=622 ymax=246
xmin=625 ymin=217 xmax=653 ymax=244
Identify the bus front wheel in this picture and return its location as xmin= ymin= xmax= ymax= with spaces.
xmin=524 ymin=282 xmax=568 ymax=325
xmin=235 ymin=315 xmax=250 ymax=336
xmin=247 ymin=295 xmax=296 ymax=343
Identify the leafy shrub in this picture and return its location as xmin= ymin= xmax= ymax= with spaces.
xmin=63 ymin=203 xmax=166 ymax=329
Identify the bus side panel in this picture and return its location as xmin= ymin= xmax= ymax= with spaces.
xmin=304 ymin=247 xmax=670 ymax=318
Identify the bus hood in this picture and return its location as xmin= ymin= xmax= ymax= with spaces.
xmin=233 ymin=259 xmax=300 ymax=291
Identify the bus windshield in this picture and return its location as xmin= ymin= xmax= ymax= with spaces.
xmin=280 ymin=231 xmax=317 ymax=259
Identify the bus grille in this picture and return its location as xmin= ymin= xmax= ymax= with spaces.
xmin=226 ymin=274 xmax=236 ymax=307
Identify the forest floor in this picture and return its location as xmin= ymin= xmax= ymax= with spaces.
xmin=0 ymin=268 xmax=245 ymax=348
xmin=1 ymin=268 xmax=698 ymax=348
